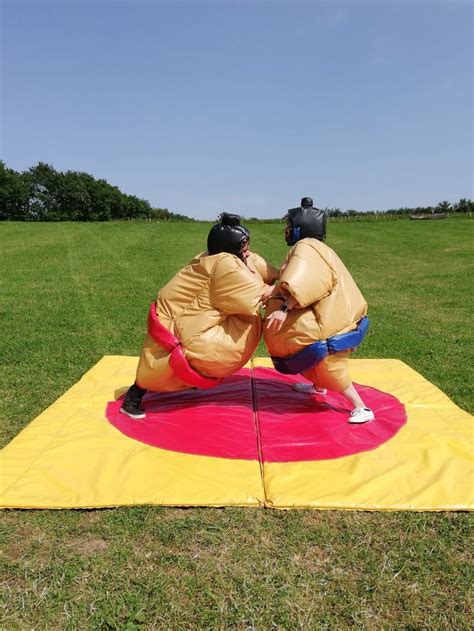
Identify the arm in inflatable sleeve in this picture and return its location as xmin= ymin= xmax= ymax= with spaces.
xmin=248 ymin=252 xmax=280 ymax=284
xmin=210 ymin=256 xmax=265 ymax=315
xmin=279 ymin=242 xmax=334 ymax=308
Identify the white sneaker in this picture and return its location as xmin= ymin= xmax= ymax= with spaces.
xmin=292 ymin=383 xmax=327 ymax=396
xmin=349 ymin=407 xmax=374 ymax=424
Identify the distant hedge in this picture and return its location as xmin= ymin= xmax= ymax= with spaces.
xmin=321 ymin=199 xmax=473 ymax=218
xmin=0 ymin=161 xmax=192 ymax=222
xmin=245 ymin=198 xmax=473 ymax=221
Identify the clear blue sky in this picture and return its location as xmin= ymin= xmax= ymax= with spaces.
xmin=2 ymin=1 xmax=473 ymax=219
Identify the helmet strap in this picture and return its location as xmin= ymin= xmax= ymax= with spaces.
xmin=291 ymin=226 xmax=301 ymax=243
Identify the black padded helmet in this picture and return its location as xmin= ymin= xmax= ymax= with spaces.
xmin=285 ymin=202 xmax=326 ymax=245
xmin=301 ymin=197 xmax=313 ymax=208
xmin=220 ymin=212 xmax=250 ymax=240
xmin=207 ymin=213 xmax=249 ymax=261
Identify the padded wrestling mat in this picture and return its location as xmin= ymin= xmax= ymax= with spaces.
xmin=1 ymin=357 xmax=472 ymax=510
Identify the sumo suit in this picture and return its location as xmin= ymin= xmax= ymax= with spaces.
xmin=120 ymin=216 xmax=269 ymax=419
xmin=263 ymin=203 xmax=368 ymax=395
xmin=136 ymin=250 xmax=266 ymax=392
xmin=246 ymin=251 xmax=280 ymax=289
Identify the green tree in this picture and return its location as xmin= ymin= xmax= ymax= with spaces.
xmin=0 ymin=160 xmax=193 ymax=221
xmin=122 ymin=194 xmax=151 ymax=220
xmin=0 ymin=161 xmax=29 ymax=219
xmin=436 ymin=200 xmax=451 ymax=213
xmin=88 ymin=179 xmax=122 ymax=221
xmin=58 ymin=171 xmax=92 ymax=220
xmin=24 ymin=162 xmax=62 ymax=221
xmin=454 ymin=198 xmax=473 ymax=214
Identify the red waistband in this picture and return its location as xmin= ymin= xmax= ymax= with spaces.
xmin=147 ymin=303 xmax=221 ymax=390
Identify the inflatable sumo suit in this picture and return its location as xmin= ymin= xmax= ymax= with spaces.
xmin=218 ymin=213 xmax=280 ymax=287
xmin=246 ymin=251 xmax=280 ymax=287
xmin=135 ymin=223 xmax=267 ymax=393
xmin=263 ymin=200 xmax=368 ymax=392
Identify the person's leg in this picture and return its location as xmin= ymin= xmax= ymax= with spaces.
xmin=341 ymin=383 xmax=365 ymax=408
xmin=120 ymin=382 xmax=147 ymax=420
xmin=341 ymin=383 xmax=374 ymax=424
xmin=303 ymin=354 xmax=374 ymax=424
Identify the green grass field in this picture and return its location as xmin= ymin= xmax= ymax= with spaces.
xmin=1 ymin=218 xmax=473 ymax=629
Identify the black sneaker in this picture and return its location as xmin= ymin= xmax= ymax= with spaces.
xmin=120 ymin=384 xmax=146 ymax=420
xmin=120 ymin=400 xmax=146 ymax=420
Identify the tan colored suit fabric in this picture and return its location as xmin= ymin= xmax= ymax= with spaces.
xmin=263 ymin=238 xmax=367 ymax=391
xmin=136 ymin=252 xmax=266 ymax=391
xmin=246 ymin=252 xmax=280 ymax=286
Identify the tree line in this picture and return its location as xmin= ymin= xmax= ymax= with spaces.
xmin=1 ymin=160 xmax=472 ymax=222
xmin=246 ymin=198 xmax=473 ymax=222
xmin=321 ymin=199 xmax=473 ymax=218
xmin=0 ymin=161 xmax=191 ymax=222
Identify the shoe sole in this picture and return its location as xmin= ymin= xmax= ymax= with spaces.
xmin=292 ymin=384 xmax=327 ymax=395
xmin=119 ymin=407 xmax=146 ymax=420
xmin=348 ymin=416 xmax=374 ymax=424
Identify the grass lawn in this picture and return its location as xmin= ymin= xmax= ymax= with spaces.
xmin=1 ymin=217 xmax=472 ymax=629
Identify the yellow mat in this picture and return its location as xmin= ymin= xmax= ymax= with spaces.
xmin=1 ymin=356 xmax=472 ymax=510
xmin=254 ymin=359 xmax=473 ymax=511
xmin=0 ymin=357 xmax=263 ymax=509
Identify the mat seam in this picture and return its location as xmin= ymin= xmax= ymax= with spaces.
xmin=250 ymin=364 xmax=268 ymax=507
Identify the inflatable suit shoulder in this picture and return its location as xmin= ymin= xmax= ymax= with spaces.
xmin=137 ymin=252 xmax=266 ymax=391
xmin=210 ymin=254 xmax=265 ymax=315
xmin=263 ymin=239 xmax=367 ymax=358
xmin=279 ymin=240 xmax=335 ymax=308
xmin=247 ymin=252 xmax=279 ymax=285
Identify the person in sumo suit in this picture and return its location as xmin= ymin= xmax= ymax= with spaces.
xmin=264 ymin=197 xmax=375 ymax=424
xmin=218 ymin=212 xmax=280 ymax=293
xmin=120 ymin=215 xmax=270 ymax=420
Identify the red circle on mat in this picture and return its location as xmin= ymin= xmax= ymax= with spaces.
xmin=105 ymin=367 xmax=407 ymax=463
